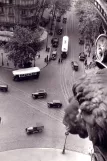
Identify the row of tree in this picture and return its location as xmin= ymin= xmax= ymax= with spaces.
xmin=75 ymin=0 xmax=104 ymax=46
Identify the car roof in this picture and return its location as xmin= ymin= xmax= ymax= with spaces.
xmin=53 ymin=100 xmax=61 ymax=103
xmin=0 ymin=84 xmax=8 ymax=87
xmin=12 ymin=67 xmax=40 ymax=76
xmin=53 ymin=37 xmax=58 ymax=40
xmin=52 ymin=51 xmax=57 ymax=54
xmin=73 ymin=61 xmax=78 ymax=65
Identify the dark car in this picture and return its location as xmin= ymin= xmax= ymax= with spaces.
xmin=32 ymin=89 xmax=47 ymax=99
xmin=0 ymin=84 xmax=8 ymax=92
xmin=25 ymin=123 xmax=44 ymax=135
xmin=51 ymin=50 xmax=57 ymax=60
xmin=47 ymin=100 xmax=62 ymax=108
xmin=57 ymin=27 xmax=63 ymax=35
xmin=79 ymin=52 xmax=86 ymax=61
xmin=57 ymin=16 xmax=61 ymax=22
xmin=63 ymin=17 xmax=67 ymax=23
xmin=71 ymin=61 xmax=79 ymax=71
xmin=51 ymin=37 xmax=59 ymax=48
xmin=79 ymin=39 xmax=84 ymax=45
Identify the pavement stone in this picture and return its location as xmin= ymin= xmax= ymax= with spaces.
xmin=0 ymin=148 xmax=91 ymax=161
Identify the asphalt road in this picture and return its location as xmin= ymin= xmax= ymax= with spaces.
xmin=0 ymin=2 xmax=92 ymax=154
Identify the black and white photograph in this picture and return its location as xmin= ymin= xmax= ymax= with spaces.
xmin=0 ymin=0 xmax=107 ymax=160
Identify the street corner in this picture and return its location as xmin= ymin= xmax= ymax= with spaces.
xmin=0 ymin=148 xmax=91 ymax=161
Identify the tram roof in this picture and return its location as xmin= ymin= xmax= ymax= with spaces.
xmin=12 ymin=67 xmax=40 ymax=75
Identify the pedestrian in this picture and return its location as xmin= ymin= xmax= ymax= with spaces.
xmin=47 ymin=55 xmax=48 ymax=60
xmin=61 ymin=58 xmax=63 ymax=63
xmin=58 ymin=58 xmax=60 ymax=63
xmin=84 ymin=59 xmax=87 ymax=66
xmin=38 ymin=54 xmax=40 ymax=58
xmin=7 ymin=60 xmax=9 ymax=66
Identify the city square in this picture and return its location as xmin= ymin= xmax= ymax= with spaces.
xmin=0 ymin=0 xmax=107 ymax=160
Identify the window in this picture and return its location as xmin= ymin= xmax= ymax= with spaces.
xmin=9 ymin=0 xmax=13 ymax=4
xmin=0 ymin=7 xmax=3 ymax=14
xmin=21 ymin=9 xmax=26 ymax=16
xmin=8 ymin=7 xmax=14 ymax=16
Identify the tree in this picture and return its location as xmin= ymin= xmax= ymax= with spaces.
xmin=5 ymin=26 xmax=43 ymax=68
xmin=54 ymin=0 xmax=71 ymax=15
xmin=75 ymin=0 xmax=103 ymax=46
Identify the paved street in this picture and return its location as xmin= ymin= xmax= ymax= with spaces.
xmin=0 ymin=1 xmax=93 ymax=159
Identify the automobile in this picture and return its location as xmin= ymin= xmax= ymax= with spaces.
xmin=63 ymin=17 xmax=67 ymax=23
xmin=57 ymin=27 xmax=63 ymax=35
xmin=71 ymin=61 xmax=79 ymax=71
xmin=25 ymin=123 xmax=44 ymax=135
xmin=47 ymin=100 xmax=62 ymax=108
xmin=79 ymin=52 xmax=86 ymax=61
xmin=51 ymin=50 xmax=57 ymax=60
xmin=79 ymin=38 xmax=84 ymax=45
xmin=57 ymin=16 xmax=61 ymax=22
xmin=51 ymin=37 xmax=59 ymax=48
xmin=32 ymin=89 xmax=47 ymax=99
xmin=0 ymin=84 xmax=8 ymax=92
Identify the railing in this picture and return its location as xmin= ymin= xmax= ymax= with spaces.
xmin=92 ymin=0 xmax=107 ymax=25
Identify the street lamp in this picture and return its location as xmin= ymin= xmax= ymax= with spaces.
xmin=62 ymin=131 xmax=69 ymax=154
xmin=1 ymin=53 xmax=4 ymax=66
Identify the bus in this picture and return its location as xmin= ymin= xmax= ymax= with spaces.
xmin=12 ymin=67 xmax=40 ymax=81
xmin=61 ymin=36 xmax=69 ymax=59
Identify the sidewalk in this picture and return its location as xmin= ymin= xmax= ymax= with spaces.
xmin=0 ymin=29 xmax=51 ymax=70
xmin=0 ymin=148 xmax=91 ymax=161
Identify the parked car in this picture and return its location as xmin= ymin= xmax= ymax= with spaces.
xmin=25 ymin=123 xmax=44 ymax=135
xmin=57 ymin=27 xmax=63 ymax=35
xmin=51 ymin=37 xmax=59 ymax=48
xmin=79 ymin=52 xmax=86 ymax=61
xmin=32 ymin=89 xmax=47 ymax=99
xmin=71 ymin=61 xmax=79 ymax=71
xmin=79 ymin=39 xmax=84 ymax=45
xmin=47 ymin=100 xmax=62 ymax=108
xmin=63 ymin=17 xmax=67 ymax=23
xmin=51 ymin=50 xmax=57 ymax=60
xmin=0 ymin=84 xmax=8 ymax=92
xmin=57 ymin=16 xmax=61 ymax=22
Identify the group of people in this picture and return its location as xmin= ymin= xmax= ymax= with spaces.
xmin=58 ymin=57 xmax=63 ymax=63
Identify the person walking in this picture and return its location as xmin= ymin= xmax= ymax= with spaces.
xmin=58 ymin=58 xmax=60 ymax=63
xmin=61 ymin=58 xmax=63 ymax=63
xmin=84 ymin=59 xmax=87 ymax=66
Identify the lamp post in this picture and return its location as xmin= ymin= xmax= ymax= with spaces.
xmin=62 ymin=131 xmax=69 ymax=154
xmin=1 ymin=53 xmax=4 ymax=66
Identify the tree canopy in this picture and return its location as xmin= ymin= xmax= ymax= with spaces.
xmin=75 ymin=0 xmax=103 ymax=45
xmin=5 ymin=26 xmax=43 ymax=68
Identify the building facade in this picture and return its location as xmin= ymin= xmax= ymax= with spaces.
xmin=0 ymin=0 xmax=42 ymax=29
